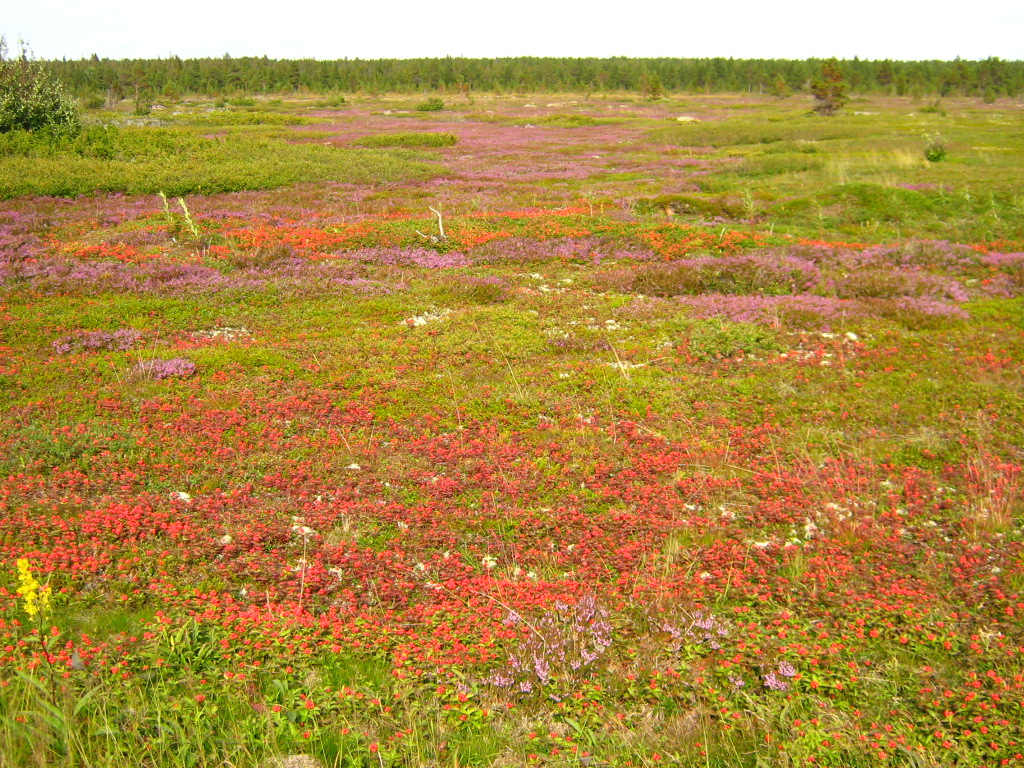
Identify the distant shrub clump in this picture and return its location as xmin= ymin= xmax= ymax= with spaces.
xmin=924 ymin=135 xmax=947 ymax=162
xmin=416 ymin=97 xmax=445 ymax=112
xmin=0 ymin=38 xmax=80 ymax=136
xmin=315 ymin=94 xmax=347 ymax=108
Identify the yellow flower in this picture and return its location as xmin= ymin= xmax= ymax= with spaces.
xmin=15 ymin=558 xmax=50 ymax=619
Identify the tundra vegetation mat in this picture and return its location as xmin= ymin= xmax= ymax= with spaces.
xmin=1 ymin=93 xmax=1023 ymax=768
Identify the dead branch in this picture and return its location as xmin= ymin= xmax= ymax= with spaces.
xmin=415 ymin=206 xmax=448 ymax=243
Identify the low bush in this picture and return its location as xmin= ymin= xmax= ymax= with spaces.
xmin=416 ymin=96 xmax=445 ymax=112
xmin=924 ymin=134 xmax=947 ymax=162
xmin=314 ymin=94 xmax=347 ymax=108
xmin=0 ymin=38 xmax=80 ymax=136
xmin=685 ymin=320 xmax=779 ymax=359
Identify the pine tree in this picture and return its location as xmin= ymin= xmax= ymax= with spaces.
xmin=810 ymin=58 xmax=847 ymax=116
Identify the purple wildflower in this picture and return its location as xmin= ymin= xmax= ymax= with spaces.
xmin=763 ymin=672 xmax=789 ymax=692
xmin=137 ymin=358 xmax=196 ymax=380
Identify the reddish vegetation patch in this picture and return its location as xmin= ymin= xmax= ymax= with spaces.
xmin=1 ymin=126 xmax=1023 ymax=764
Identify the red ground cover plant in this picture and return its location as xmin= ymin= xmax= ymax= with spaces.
xmin=1 ymin=119 xmax=1023 ymax=766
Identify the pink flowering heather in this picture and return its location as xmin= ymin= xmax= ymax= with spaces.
xmin=136 ymin=357 xmax=196 ymax=380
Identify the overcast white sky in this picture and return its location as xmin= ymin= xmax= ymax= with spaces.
xmin=4 ymin=0 xmax=1022 ymax=61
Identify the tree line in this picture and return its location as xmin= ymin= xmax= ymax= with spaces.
xmin=47 ymin=55 xmax=1022 ymax=101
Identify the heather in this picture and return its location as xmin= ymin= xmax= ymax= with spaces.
xmin=0 ymin=93 xmax=1023 ymax=768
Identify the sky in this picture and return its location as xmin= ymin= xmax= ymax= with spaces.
xmin=3 ymin=0 xmax=1022 ymax=62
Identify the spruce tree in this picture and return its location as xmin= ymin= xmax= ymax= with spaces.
xmin=810 ymin=58 xmax=848 ymax=116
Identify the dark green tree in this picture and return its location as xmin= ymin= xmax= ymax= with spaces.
xmin=810 ymin=58 xmax=847 ymax=116
xmin=640 ymin=70 xmax=663 ymax=100
xmin=876 ymin=60 xmax=895 ymax=90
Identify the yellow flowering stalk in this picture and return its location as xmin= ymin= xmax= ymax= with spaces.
xmin=15 ymin=558 xmax=51 ymax=619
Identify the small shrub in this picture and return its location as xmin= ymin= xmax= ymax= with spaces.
xmin=924 ymin=135 xmax=947 ymax=162
xmin=80 ymin=92 xmax=105 ymax=110
xmin=132 ymin=94 xmax=152 ymax=116
xmin=0 ymin=37 xmax=80 ymax=135
xmin=315 ymin=94 xmax=347 ymax=108
xmin=416 ymin=97 xmax=445 ymax=112
xmin=685 ymin=321 xmax=779 ymax=360
xmin=72 ymin=124 xmax=121 ymax=159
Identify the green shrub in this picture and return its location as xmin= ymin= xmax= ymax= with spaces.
xmin=133 ymin=93 xmax=152 ymax=116
xmin=686 ymin=321 xmax=779 ymax=359
xmin=416 ymin=97 xmax=445 ymax=112
xmin=0 ymin=38 xmax=80 ymax=136
xmin=80 ymin=92 xmax=105 ymax=110
xmin=315 ymin=94 xmax=347 ymax=108
xmin=924 ymin=135 xmax=947 ymax=162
